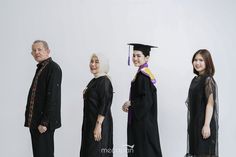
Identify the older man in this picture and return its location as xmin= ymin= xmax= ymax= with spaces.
xmin=24 ymin=40 xmax=62 ymax=157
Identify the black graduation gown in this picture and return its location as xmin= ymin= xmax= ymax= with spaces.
xmin=185 ymin=75 xmax=218 ymax=157
xmin=80 ymin=76 xmax=113 ymax=157
xmin=128 ymin=71 xmax=162 ymax=157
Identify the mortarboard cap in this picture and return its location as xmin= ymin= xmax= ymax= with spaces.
xmin=127 ymin=43 xmax=158 ymax=65
xmin=128 ymin=43 xmax=157 ymax=57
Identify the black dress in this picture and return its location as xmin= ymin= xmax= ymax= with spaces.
xmin=80 ymin=76 xmax=113 ymax=157
xmin=127 ymin=71 xmax=162 ymax=157
xmin=186 ymin=75 xmax=219 ymax=157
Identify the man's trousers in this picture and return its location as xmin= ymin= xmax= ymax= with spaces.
xmin=30 ymin=128 xmax=55 ymax=157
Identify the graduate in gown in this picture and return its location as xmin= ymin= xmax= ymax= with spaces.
xmin=185 ymin=49 xmax=218 ymax=157
xmin=80 ymin=53 xmax=113 ymax=157
xmin=122 ymin=43 xmax=162 ymax=157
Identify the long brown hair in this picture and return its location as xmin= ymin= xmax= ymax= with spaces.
xmin=192 ymin=49 xmax=215 ymax=76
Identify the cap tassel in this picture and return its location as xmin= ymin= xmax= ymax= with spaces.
xmin=128 ymin=45 xmax=130 ymax=66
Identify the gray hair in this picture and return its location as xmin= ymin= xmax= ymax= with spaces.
xmin=32 ymin=40 xmax=49 ymax=50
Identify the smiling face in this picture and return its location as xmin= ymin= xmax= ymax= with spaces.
xmin=90 ymin=55 xmax=100 ymax=76
xmin=132 ymin=50 xmax=149 ymax=67
xmin=193 ymin=53 xmax=206 ymax=75
xmin=31 ymin=42 xmax=50 ymax=63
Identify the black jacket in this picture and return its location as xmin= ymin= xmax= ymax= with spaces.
xmin=24 ymin=57 xmax=62 ymax=130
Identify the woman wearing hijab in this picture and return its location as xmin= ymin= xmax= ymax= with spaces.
xmin=80 ymin=53 xmax=113 ymax=157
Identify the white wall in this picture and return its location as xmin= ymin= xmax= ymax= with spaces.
xmin=0 ymin=0 xmax=235 ymax=156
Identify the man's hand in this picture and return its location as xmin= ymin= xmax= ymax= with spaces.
xmin=38 ymin=125 xmax=47 ymax=134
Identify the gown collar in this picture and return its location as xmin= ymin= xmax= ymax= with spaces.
xmin=135 ymin=63 xmax=157 ymax=84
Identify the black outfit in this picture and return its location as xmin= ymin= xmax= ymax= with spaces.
xmin=185 ymin=75 xmax=218 ymax=157
xmin=30 ymin=128 xmax=55 ymax=157
xmin=128 ymin=71 xmax=162 ymax=157
xmin=80 ymin=76 xmax=113 ymax=157
xmin=24 ymin=57 xmax=62 ymax=157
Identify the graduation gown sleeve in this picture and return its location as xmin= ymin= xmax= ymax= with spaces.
xmin=131 ymin=72 xmax=154 ymax=120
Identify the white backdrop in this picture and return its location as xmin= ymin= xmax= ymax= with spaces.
xmin=0 ymin=0 xmax=235 ymax=156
